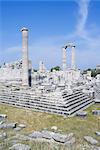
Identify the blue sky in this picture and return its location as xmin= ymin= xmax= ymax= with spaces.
xmin=0 ymin=0 xmax=100 ymax=70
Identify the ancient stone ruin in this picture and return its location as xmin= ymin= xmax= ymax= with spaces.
xmin=0 ymin=27 xmax=100 ymax=116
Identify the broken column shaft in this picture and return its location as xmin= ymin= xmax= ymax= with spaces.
xmin=62 ymin=47 xmax=67 ymax=71
xmin=71 ymin=46 xmax=75 ymax=70
xmin=21 ymin=27 xmax=29 ymax=86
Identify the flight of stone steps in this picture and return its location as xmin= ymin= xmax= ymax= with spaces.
xmin=0 ymin=89 xmax=94 ymax=116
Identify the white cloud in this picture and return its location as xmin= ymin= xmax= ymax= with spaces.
xmin=75 ymin=0 xmax=90 ymax=37
xmin=73 ymin=0 xmax=100 ymax=69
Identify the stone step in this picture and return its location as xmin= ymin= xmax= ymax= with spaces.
xmin=0 ymin=90 xmax=94 ymax=116
xmin=0 ymin=93 xmax=91 ymax=110
xmin=0 ymin=96 xmax=67 ymax=111
xmin=0 ymin=95 xmax=64 ymax=106
xmin=63 ymin=94 xmax=88 ymax=103
xmin=0 ymin=95 xmax=93 ymax=114
xmin=67 ymin=100 xmax=93 ymax=115
xmin=66 ymin=98 xmax=92 ymax=111
xmin=62 ymin=92 xmax=83 ymax=99
xmin=62 ymin=90 xmax=82 ymax=97
xmin=64 ymin=95 xmax=89 ymax=106
xmin=0 ymin=99 xmax=68 ymax=115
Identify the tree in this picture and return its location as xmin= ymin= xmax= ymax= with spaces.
xmin=34 ymin=69 xmax=37 ymax=72
xmin=83 ymin=68 xmax=99 ymax=77
xmin=51 ymin=66 xmax=61 ymax=72
xmin=91 ymin=69 xmax=97 ymax=77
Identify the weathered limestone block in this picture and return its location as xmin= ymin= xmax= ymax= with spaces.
xmin=41 ymin=130 xmax=55 ymax=139
xmin=14 ymin=127 xmax=22 ymax=132
xmin=65 ymin=137 xmax=75 ymax=146
xmin=51 ymin=126 xmax=58 ymax=131
xmin=0 ymin=114 xmax=7 ymax=118
xmin=0 ymin=121 xmax=5 ymax=125
xmin=76 ymin=111 xmax=87 ymax=117
xmin=92 ymin=110 xmax=100 ymax=116
xmin=18 ymin=124 xmax=26 ymax=128
xmin=84 ymin=136 xmax=98 ymax=145
xmin=24 ymin=130 xmax=75 ymax=144
xmin=9 ymin=143 xmax=31 ymax=150
xmin=0 ymin=114 xmax=7 ymax=122
xmin=28 ymin=131 xmax=43 ymax=138
xmin=53 ymin=133 xmax=73 ymax=143
xmin=95 ymin=132 xmax=100 ymax=136
xmin=0 ymin=123 xmax=17 ymax=129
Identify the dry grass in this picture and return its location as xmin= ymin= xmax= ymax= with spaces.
xmin=0 ymin=103 xmax=100 ymax=149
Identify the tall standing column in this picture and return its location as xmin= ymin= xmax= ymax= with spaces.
xmin=39 ymin=61 xmax=43 ymax=72
xmin=71 ymin=46 xmax=75 ymax=70
xmin=21 ymin=27 xmax=29 ymax=86
xmin=62 ymin=47 xmax=67 ymax=71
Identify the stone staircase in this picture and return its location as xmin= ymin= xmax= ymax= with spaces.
xmin=0 ymin=89 xmax=94 ymax=116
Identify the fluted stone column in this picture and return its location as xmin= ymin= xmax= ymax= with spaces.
xmin=21 ymin=27 xmax=29 ymax=86
xmin=71 ymin=46 xmax=75 ymax=70
xmin=39 ymin=61 xmax=46 ymax=73
xmin=62 ymin=47 xmax=67 ymax=71
xmin=39 ymin=61 xmax=43 ymax=72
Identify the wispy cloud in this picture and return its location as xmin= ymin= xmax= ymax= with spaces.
xmin=73 ymin=0 xmax=100 ymax=69
xmin=75 ymin=0 xmax=90 ymax=37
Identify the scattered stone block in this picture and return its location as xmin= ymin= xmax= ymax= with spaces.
xmin=95 ymin=132 xmax=100 ymax=136
xmin=0 ymin=114 xmax=7 ymax=122
xmin=0 ymin=123 xmax=17 ymax=129
xmin=51 ymin=126 xmax=58 ymax=131
xmin=0 ymin=121 xmax=5 ymax=125
xmin=76 ymin=111 xmax=87 ymax=117
xmin=65 ymin=137 xmax=75 ymax=146
xmin=67 ymin=133 xmax=74 ymax=140
xmin=53 ymin=133 xmax=66 ymax=143
xmin=92 ymin=110 xmax=100 ymax=116
xmin=0 ymin=114 xmax=7 ymax=118
xmin=28 ymin=130 xmax=74 ymax=144
xmin=14 ymin=127 xmax=22 ymax=131
xmin=18 ymin=124 xmax=26 ymax=128
xmin=53 ymin=133 xmax=73 ymax=143
xmin=41 ymin=130 xmax=55 ymax=139
xmin=9 ymin=143 xmax=31 ymax=150
xmin=28 ymin=131 xmax=43 ymax=138
xmin=7 ymin=123 xmax=17 ymax=128
xmin=84 ymin=136 xmax=98 ymax=145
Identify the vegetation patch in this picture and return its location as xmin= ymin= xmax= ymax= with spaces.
xmin=0 ymin=103 xmax=100 ymax=149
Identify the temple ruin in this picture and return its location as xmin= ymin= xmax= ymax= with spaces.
xmin=0 ymin=27 xmax=100 ymax=116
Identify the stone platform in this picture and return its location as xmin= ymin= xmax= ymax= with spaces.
xmin=0 ymin=84 xmax=94 ymax=116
